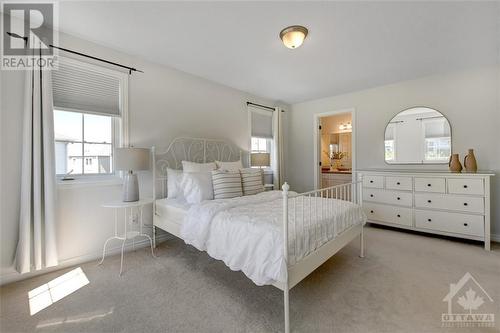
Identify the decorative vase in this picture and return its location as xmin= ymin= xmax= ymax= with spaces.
xmin=464 ymin=149 xmax=478 ymax=173
xmin=449 ymin=154 xmax=462 ymax=173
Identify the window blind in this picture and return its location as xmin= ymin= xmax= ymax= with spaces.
xmin=52 ymin=58 xmax=121 ymax=116
xmin=250 ymin=107 xmax=273 ymax=139
xmin=423 ymin=118 xmax=451 ymax=138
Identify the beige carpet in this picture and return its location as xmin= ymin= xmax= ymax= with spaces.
xmin=1 ymin=225 xmax=499 ymax=333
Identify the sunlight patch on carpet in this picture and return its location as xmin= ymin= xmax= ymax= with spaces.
xmin=36 ymin=307 xmax=114 ymax=328
xmin=28 ymin=267 xmax=89 ymax=315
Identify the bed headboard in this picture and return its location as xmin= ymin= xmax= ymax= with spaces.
xmin=152 ymin=137 xmax=243 ymax=199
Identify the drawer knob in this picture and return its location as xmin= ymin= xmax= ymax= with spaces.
xmin=370 ymin=210 xmax=374 ymax=213
xmin=463 ymin=202 xmax=468 ymax=206
xmin=397 ymin=197 xmax=401 ymax=200
xmin=370 ymin=180 xmax=374 ymax=183
xmin=370 ymin=194 xmax=374 ymax=197
xmin=397 ymin=214 xmax=401 ymax=218
xmin=463 ymin=223 xmax=468 ymax=227
xmin=427 ymin=184 xmax=432 ymax=187
xmin=463 ymin=185 xmax=468 ymax=188
xmin=396 ymin=182 xmax=400 ymax=185
xmin=427 ymin=200 xmax=432 ymax=203
xmin=427 ymin=218 xmax=432 ymax=222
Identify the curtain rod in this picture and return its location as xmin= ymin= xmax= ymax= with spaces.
xmin=246 ymin=101 xmax=275 ymax=111
xmin=6 ymin=32 xmax=143 ymax=74
xmin=416 ymin=116 xmax=444 ymax=121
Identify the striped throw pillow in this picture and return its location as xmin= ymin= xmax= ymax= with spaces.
xmin=240 ymin=168 xmax=264 ymax=196
xmin=211 ymin=170 xmax=243 ymax=199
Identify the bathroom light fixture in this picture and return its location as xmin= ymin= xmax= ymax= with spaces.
xmin=339 ymin=122 xmax=352 ymax=131
xmin=279 ymin=25 xmax=308 ymax=49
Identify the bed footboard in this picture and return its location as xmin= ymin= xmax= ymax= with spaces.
xmin=280 ymin=176 xmax=364 ymax=333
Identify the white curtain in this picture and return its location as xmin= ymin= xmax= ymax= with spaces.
xmin=15 ymin=49 xmax=58 ymax=274
xmin=272 ymin=107 xmax=285 ymax=189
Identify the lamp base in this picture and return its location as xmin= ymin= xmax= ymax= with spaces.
xmin=123 ymin=173 xmax=139 ymax=202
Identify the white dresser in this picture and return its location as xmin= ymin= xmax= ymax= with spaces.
xmin=358 ymin=169 xmax=494 ymax=250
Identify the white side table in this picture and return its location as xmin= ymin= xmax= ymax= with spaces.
xmin=264 ymin=184 xmax=275 ymax=191
xmin=99 ymin=198 xmax=156 ymax=276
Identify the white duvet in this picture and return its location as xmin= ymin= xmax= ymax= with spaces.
xmin=180 ymin=190 xmax=366 ymax=286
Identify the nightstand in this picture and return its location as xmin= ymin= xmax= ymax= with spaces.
xmin=99 ymin=198 xmax=156 ymax=276
xmin=264 ymin=184 xmax=275 ymax=191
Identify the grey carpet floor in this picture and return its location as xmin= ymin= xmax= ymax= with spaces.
xmin=1 ymin=225 xmax=499 ymax=333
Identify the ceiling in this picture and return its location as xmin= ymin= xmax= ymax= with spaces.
xmin=55 ymin=1 xmax=499 ymax=104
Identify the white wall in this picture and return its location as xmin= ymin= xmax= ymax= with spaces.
xmin=0 ymin=30 xmax=282 ymax=284
xmin=287 ymin=66 xmax=500 ymax=237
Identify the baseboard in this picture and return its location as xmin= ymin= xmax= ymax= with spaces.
xmin=0 ymin=234 xmax=173 ymax=286
xmin=491 ymin=233 xmax=500 ymax=242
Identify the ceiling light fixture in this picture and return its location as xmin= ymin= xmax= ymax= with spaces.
xmin=279 ymin=25 xmax=308 ymax=49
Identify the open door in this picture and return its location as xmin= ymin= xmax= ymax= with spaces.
xmin=314 ymin=109 xmax=355 ymax=191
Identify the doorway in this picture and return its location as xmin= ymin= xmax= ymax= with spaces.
xmin=313 ymin=109 xmax=356 ymax=190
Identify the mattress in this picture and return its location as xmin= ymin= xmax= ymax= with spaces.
xmin=155 ymin=198 xmax=190 ymax=224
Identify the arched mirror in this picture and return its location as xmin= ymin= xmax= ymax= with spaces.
xmin=385 ymin=107 xmax=451 ymax=164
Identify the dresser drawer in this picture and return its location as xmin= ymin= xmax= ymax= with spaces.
xmin=363 ymin=175 xmax=384 ymax=189
xmin=447 ymin=178 xmax=484 ymax=195
xmin=414 ymin=177 xmax=446 ymax=193
xmin=415 ymin=193 xmax=484 ymax=214
xmin=415 ymin=210 xmax=484 ymax=237
xmin=364 ymin=203 xmax=412 ymax=226
xmin=363 ymin=189 xmax=412 ymax=207
xmin=385 ymin=176 xmax=413 ymax=191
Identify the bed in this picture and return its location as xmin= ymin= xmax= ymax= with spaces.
xmin=152 ymin=137 xmax=366 ymax=333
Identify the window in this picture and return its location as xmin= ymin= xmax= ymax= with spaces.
xmin=250 ymin=137 xmax=272 ymax=169
xmin=248 ymin=106 xmax=274 ymax=169
xmin=384 ymin=140 xmax=395 ymax=161
xmin=384 ymin=123 xmax=396 ymax=161
xmin=251 ymin=137 xmax=271 ymax=153
xmin=54 ymin=110 xmax=114 ymax=176
xmin=424 ymin=137 xmax=451 ymax=161
xmin=52 ymin=57 xmax=128 ymax=179
xmin=422 ymin=118 xmax=451 ymax=162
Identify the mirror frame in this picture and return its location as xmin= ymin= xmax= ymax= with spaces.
xmin=384 ymin=106 xmax=453 ymax=165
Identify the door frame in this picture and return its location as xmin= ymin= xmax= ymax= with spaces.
xmin=313 ymin=108 xmax=356 ymax=190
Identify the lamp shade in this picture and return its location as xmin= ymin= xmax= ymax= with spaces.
xmin=250 ymin=153 xmax=270 ymax=167
xmin=114 ymin=147 xmax=150 ymax=171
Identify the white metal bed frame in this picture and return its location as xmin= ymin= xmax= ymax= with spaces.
xmin=151 ymin=137 xmax=365 ymax=333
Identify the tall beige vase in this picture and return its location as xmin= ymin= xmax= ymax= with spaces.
xmin=464 ymin=149 xmax=478 ymax=173
xmin=449 ymin=154 xmax=462 ymax=173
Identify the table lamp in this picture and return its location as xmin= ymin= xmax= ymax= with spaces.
xmin=250 ymin=152 xmax=270 ymax=169
xmin=115 ymin=147 xmax=150 ymax=202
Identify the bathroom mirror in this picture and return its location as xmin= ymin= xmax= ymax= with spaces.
xmin=384 ymin=107 xmax=451 ymax=164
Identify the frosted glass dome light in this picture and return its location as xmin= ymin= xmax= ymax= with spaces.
xmin=279 ymin=25 xmax=308 ymax=49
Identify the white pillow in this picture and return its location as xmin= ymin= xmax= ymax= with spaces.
xmin=182 ymin=161 xmax=217 ymax=173
xmin=216 ymin=160 xmax=243 ymax=172
xmin=181 ymin=172 xmax=214 ymax=204
xmin=167 ymin=168 xmax=183 ymax=199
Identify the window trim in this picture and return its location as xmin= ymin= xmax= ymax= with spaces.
xmin=55 ymin=56 xmax=129 ymax=185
